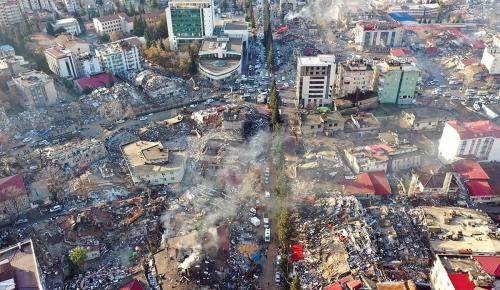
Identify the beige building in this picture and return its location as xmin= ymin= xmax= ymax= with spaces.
xmin=335 ymin=59 xmax=374 ymax=98
xmin=295 ymin=110 xmax=345 ymax=136
xmin=121 ymin=140 xmax=187 ymax=185
xmin=13 ymin=70 xmax=57 ymax=109
xmin=45 ymin=45 xmax=78 ymax=79
xmin=419 ymin=206 xmax=500 ymax=254
xmin=44 ymin=138 xmax=107 ymax=169
xmin=93 ymin=13 xmax=133 ymax=36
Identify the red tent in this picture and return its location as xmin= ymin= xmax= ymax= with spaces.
xmin=291 ymin=244 xmax=304 ymax=262
xmin=120 ymin=279 xmax=144 ymax=290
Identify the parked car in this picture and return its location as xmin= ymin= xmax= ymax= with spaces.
xmin=275 ymin=272 xmax=281 ymax=283
xmin=49 ymin=205 xmax=63 ymax=213
xmin=265 ymin=228 xmax=271 ymax=242
xmin=14 ymin=218 xmax=28 ymax=225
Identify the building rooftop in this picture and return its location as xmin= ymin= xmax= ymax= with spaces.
xmin=15 ymin=70 xmax=53 ymax=85
xmin=344 ymin=171 xmax=392 ymax=196
xmin=45 ymin=45 xmax=72 ymax=59
xmin=76 ymin=73 xmax=116 ymax=90
xmin=0 ymin=240 xmax=43 ymax=290
xmin=223 ymin=21 xmax=248 ymax=31
xmin=473 ymin=256 xmax=500 ymax=277
xmin=95 ymin=13 xmax=128 ymax=23
xmin=453 ymin=162 xmax=489 ymax=180
xmin=200 ymin=36 xmax=242 ymax=54
xmin=447 ymin=120 xmax=500 ymax=139
xmin=55 ymin=17 xmax=78 ymax=25
xmin=298 ymin=54 xmax=336 ymax=66
xmin=420 ymin=207 xmax=500 ymax=254
xmin=356 ymin=21 xmax=402 ymax=31
xmin=437 ymin=255 xmax=494 ymax=289
xmin=0 ymin=174 xmax=26 ymax=203
xmin=122 ymin=140 xmax=186 ymax=176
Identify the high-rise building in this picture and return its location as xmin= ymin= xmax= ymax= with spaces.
xmin=438 ymin=120 xmax=500 ymax=164
xmin=354 ymin=21 xmax=403 ymax=52
xmin=0 ymin=0 xmax=23 ymax=27
xmin=165 ymin=0 xmax=214 ymax=50
xmin=44 ymin=45 xmax=79 ymax=79
xmin=13 ymin=70 xmax=58 ymax=109
xmin=295 ymin=55 xmax=336 ymax=108
xmin=373 ymin=60 xmax=420 ymax=105
xmin=335 ymin=59 xmax=374 ymax=98
xmin=95 ymin=37 xmax=142 ymax=76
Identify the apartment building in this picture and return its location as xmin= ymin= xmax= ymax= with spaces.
xmin=53 ymin=18 xmax=81 ymax=36
xmin=44 ymin=45 xmax=78 ymax=79
xmin=354 ymin=21 xmax=403 ymax=52
xmin=373 ymin=60 xmax=420 ymax=105
xmin=295 ymin=55 xmax=336 ymax=108
xmin=438 ymin=120 xmax=500 ymax=164
xmin=18 ymin=0 xmax=50 ymax=12
xmin=121 ymin=140 xmax=187 ymax=185
xmin=481 ymin=46 xmax=500 ymax=75
xmin=13 ymin=70 xmax=58 ymax=109
xmin=166 ymin=0 xmax=215 ymax=49
xmin=344 ymin=142 xmax=421 ymax=174
xmin=95 ymin=37 xmax=142 ymax=76
xmin=93 ymin=13 xmax=133 ymax=36
xmin=63 ymin=0 xmax=79 ymax=13
xmin=335 ymin=59 xmax=374 ymax=98
xmin=75 ymin=52 xmax=102 ymax=77
xmin=44 ymin=138 xmax=107 ymax=168
xmin=0 ymin=0 xmax=23 ymax=27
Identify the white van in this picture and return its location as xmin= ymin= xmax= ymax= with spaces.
xmin=264 ymin=228 xmax=271 ymax=242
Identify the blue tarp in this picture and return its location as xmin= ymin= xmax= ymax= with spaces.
xmin=388 ymin=12 xmax=417 ymax=23
xmin=251 ymin=251 xmax=261 ymax=262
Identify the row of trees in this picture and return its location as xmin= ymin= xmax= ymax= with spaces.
xmin=245 ymin=0 xmax=256 ymax=29
xmin=141 ymin=41 xmax=199 ymax=76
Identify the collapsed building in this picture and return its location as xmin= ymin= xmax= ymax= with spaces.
xmin=134 ymin=70 xmax=181 ymax=100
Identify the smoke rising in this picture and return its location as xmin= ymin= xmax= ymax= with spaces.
xmin=160 ymin=130 xmax=271 ymax=258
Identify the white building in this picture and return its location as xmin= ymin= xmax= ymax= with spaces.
xmin=53 ymin=18 xmax=81 ymax=36
xmin=121 ymin=140 xmax=187 ymax=185
xmin=481 ymin=46 xmax=500 ymax=75
xmin=13 ymin=70 xmax=58 ymax=109
xmin=438 ymin=120 xmax=500 ymax=164
xmin=165 ymin=0 xmax=214 ymax=50
xmin=0 ymin=0 xmax=23 ymax=27
xmin=93 ymin=13 xmax=133 ymax=36
xmin=75 ymin=52 xmax=102 ymax=77
xmin=354 ymin=21 xmax=404 ymax=51
xmin=95 ymin=37 xmax=142 ymax=76
xmin=198 ymin=36 xmax=242 ymax=81
xmin=44 ymin=45 xmax=78 ymax=79
xmin=223 ymin=21 xmax=248 ymax=44
xmin=295 ymin=55 xmax=336 ymax=108
xmin=63 ymin=0 xmax=79 ymax=13
xmin=335 ymin=59 xmax=374 ymax=98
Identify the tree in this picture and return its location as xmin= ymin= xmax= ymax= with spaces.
xmin=291 ymin=275 xmax=301 ymax=290
xmin=157 ymin=15 xmax=169 ymax=39
xmin=99 ymin=33 xmax=110 ymax=43
xmin=46 ymin=22 xmax=55 ymax=36
xmin=133 ymin=16 xmax=147 ymax=36
xmin=263 ymin=0 xmax=271 ymax=50
xmin=267 ymin=45 xmax=274 ymax=73
xmin=110 ymin=31 xmax=124 ymax=41
xmin=279 ymin=254 xmax=289 ymax=284
xmin=68 ymin=247 xmax=87 ymax=272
